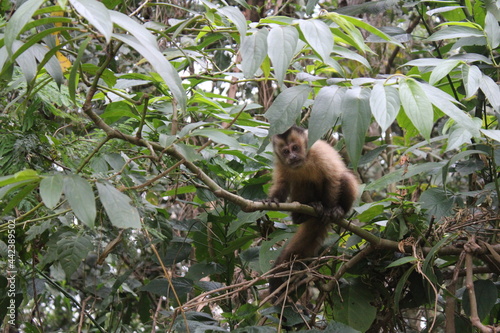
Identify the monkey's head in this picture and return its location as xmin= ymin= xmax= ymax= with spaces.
xmin=272 ymin=125 xmax=308 ymax=168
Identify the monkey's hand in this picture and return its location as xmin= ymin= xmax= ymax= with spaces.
xmin=310 ymin=202 xmax=345 ymax=224
xmin=262 ymin=197 xmax=281 ymax=208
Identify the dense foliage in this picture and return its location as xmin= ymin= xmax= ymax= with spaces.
xmin=1 ymin=0 xmax=500 ymax=332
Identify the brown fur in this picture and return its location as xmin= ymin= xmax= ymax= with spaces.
xmin=267 ymin=125 xmax=358 ymax=294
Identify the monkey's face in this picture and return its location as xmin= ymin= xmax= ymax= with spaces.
xmin=278 ymin=142 xmax=306 ymax=168
xmin=272 ymin=127 xmax=308 ymax=168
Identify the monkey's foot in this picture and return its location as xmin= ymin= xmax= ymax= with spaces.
xmin=310 ymin=202 xmax=345 ymax=224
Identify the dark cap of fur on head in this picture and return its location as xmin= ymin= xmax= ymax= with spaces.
xmin=275 ymin=125 xmax=306 ymax=140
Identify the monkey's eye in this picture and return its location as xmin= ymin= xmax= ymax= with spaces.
xmin=291 ymin=145 xmax=298 ymax=152
xmin=283 ymin=149 xmax=290 ymax=155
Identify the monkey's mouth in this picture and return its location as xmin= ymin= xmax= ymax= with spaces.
xmin=287 ymin=160 xmax=304 ymax=168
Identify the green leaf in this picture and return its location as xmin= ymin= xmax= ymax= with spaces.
xmin=442 ymin=149 xmax=484 ymax=185
xmin=420 ymin=83 xmax=480 ymax=137
xmin=420 ymin=188 xmax=454 ymax=220
xmin=69 ymin=0 xmax=113 ymax=43
xmin=429 ymin=59 xmax=461 ymax=85
xmin=96 ymin=182 xmax=141 ymax=229
xmin=240 ymin=28 xmax=268 ymax=78
xmin=332 ymin=45 xmax=371 ymax=69
xmin=337 ymin=13 xmax=403 ymax=47
xmin=4 ymin=0 xmax=45 ymax=54
xmin=341 ymin=86 xmax=371 ymax=169
xmin=228 ymin=211 xmax=266 ymax=235
xmin=13 ymin=41 xmax=37 ymax=82
xmin=462 ymin=64 xmax=482 ymax=99
xmin=218 ymin=6 xmax=247 ymax=41
xmin=63 ymin=175 xmax=96 ymax=228
xmin=387 ymin=256 xmax=418 ymax=268
xmin=0 ymin=169 xmax=40 ymax=187
xmin=462 ymin=279 xmax=497 ymax=321
xmin=57 ymin=233 xmax=93 ymax=278
xmin=394 ymin=265 xmax=415 ymax=313
xmin=405 ymin=58 xmax=446 ymax=67
xmin=422 ymin=235 xmax=454 ymax=279
xmin=309 ymin=86 xmax=344 ymax=146
xmin=299 ymin=19 xmax=333 ymax=62
xmin=370 ymin=83 xmax=400 ymax=132
xmin=333 ymin=279 xmax=376 ymax=332
xmin=480 ymin=74 xmax=500 ymax=112
xmin=113 ymin=33 xmax=187 ymax=111
xmin=40 ymin=174 xmax=64 ymax=209
xmin=399 ymin=78 xmax=433 ymax=140
xmin=109 ymin=11 xmax=158 ymax=50
xmin=481 ymin=129 xmax=500 ymax=142
xmin=426 ymin=25 xmax=484 ymax=41
xmin=446 ymin=125 xmax=473 ymax=151
xmin=264 ymin=85 xmax=312 ymax=136
xmin=267 ymin=25 xmax=298 ymax=86
xmin=190 ymin=128 xmax=240 ymax=148
xmin=328 ymin=14 xmax=368 ymax=53
xmin=484 ymin=11 xmax=500 ymax=49
xmin=1 ymin=182 xmax=39 ymax=215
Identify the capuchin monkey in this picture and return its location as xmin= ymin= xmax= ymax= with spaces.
xmin=265 ymin=125 xmax=358 ymax=295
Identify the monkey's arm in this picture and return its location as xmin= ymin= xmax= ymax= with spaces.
xmin=314 ymin=171 xmax=358 ymax=224
xmin=265 ymin=172 xmax=289 ymax=204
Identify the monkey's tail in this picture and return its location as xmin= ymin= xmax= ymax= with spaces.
xmin=268 ymin=218 xmax=329 ymax=295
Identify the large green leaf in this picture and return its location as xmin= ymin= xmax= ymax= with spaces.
xmin=264 ymin=84 xmax=312 ymax=136
xmin=334 ymin=12 xmax=403 ymax=47
xmin=341 ymin=86 xmax=371 ymax=169
xmin=96 ymin=182 xmax=141 ymax=229
xmin=462 ymin=64 xmax=482 ymax=99
xmin=57 ymin=233 xmax=94 ymax=278
xmin=332 ymin=45 xmax=371 ymax=69
xmin=63 ymin=175 xmax=96 ymax=227
xmin=333 ymin=279 xmax=377 ymax=332
xmin=4 ymin=0 xmax=45 ymax=55
xmin=462 ymin=279 xmax=497 ymax=321
xmin=69 ymin=36 xmax=91 ymax=104
xmin=429 ymin=59 xmax=461 ymax=85
xmin=109 ymin=11 xmax=158 ymax=50
xmin=240 ymin=28 xmax=268 ymax=78
xmin=69 ymin=0 xmax=113 ymax=43
xmin=481 ymin=129 xmax=500 ymax=142
xmin=113 ymin=33 xmax=187 ymax=111
xmin=480 ymin=74 xmax=500 ymax=112
xmin=40 ymin=174 xmax=63 ymax=209
xmin=442 ymin=150 xmax=485 ymax=185
xmin=0 ymin=169 xmax=40 ymax=187
xmin=446 ymin=124 xmax=473 ymax=151
xmin=420 ymin=188 xmax=454 ymax=220
xmin=420 ymin=83 xmax=480 ymax=137
xmin=267 ymin=25 xmax=298 ymax=86
xmin=399 ymin=78 xmax=433 ymax=140
xmin=370 ymin=83 xmax=400 ymax=132
xmin=218 ymin=6 xmax=247 ymax=41
xmin=484 ymin=11 xmax=500 ymax=49
xmin=190 ymin=128 xmax=240 ymax=148
xmin=299 ymin=19 xmax=333 ymax=62
xmin=12 ymin=41 xmax=37 ymax=82
xmin=1 ymin=182 xmax=39 ymax=215
xmin=426 ymin=25 xmax=484 ymax=41
xmin=309 ymin=85 xmax=344 ymax=146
